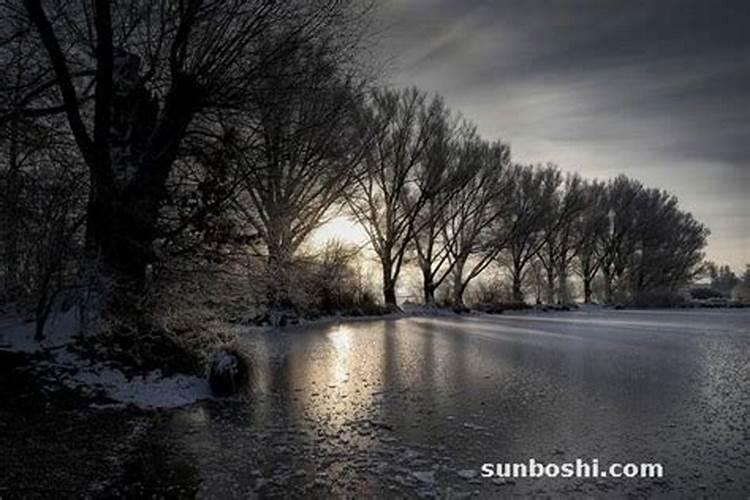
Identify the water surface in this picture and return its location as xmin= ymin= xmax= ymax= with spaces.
xmin=134 ymin=309 xmax=749 ymax=497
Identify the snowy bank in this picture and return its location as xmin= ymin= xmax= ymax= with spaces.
xmin=0 ymin=309 xmax=211 ymax=409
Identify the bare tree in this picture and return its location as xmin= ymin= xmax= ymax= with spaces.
xmin=14 ymin=0 xmax=368 ymax=295
xmin=227 ymin=40 xmax=367 ymax=266
xmin=626 ymin=187 xmax=708 ymax=303
xmin=498 ymin=164 xmax=557 ymax=303
xmin=572 ymin=180 xmax=607 ymax=303
xmin=445 ymin=140 xmax=512 ymax=308
xmin=594 ymin=175 xmax=643 ymax=303
xmin=346 ymin=87 xmax=444 ymax=306
xmin=537 ymin=169 xmax=586 ymax=304
xmin=0 ymin=10 xmax=63 ymax=302
xmin=411 ymin=116 xmax=484 ymax=305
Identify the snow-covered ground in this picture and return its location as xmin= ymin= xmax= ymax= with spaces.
xmin=0 ymin=309 xmax=211 ymax=409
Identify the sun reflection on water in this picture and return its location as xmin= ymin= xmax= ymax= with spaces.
xmin=328 ymin=325 xmax=354 ymax=386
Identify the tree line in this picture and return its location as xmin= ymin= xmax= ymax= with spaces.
xmin=344 ymin=89 xmax=708 ymax=308
xmin=0 ymin=1 xmax=710 ymax=339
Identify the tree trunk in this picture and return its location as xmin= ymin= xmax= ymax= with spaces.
xmin=86 ymin=177 xmax=162 ymax=290
xmin=558 ymin=266 xmax=569 ymax=304
xmin=545 ymin=270 xmax=555 ymax=304
xmin=382 ymin=261 xmax=397 ymax=306
xmin=383 ymin=280 xmax=397 ymax=306
xmin=583 ymin=276 xmax=593 ymax=303
xmin=603 ymin=269 xmax=614 ymax=304
xmin=451 ymin=258 xmax=467 ymax=308
xmin=422 ymin=268 xmax=436 ymax=305
xmin=512 ymin=267 xmax=524 ymax=303
xmin=84 ymin=49 xmax=171 ymax=292
xmin=4 ymin=116 xmax=20 ymax=301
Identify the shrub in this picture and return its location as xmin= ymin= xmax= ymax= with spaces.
xmin=473 ymin=302 xmax=530 ymax=314
xmin=246 ymin=241 xmax=384 ymax=323
xmin=74 ymin=262 xmax=240 ymax=376
xmin=631 ymin=290 xmax=685 ymax=308
xmin=689 ymin=287 xmax=724 ymax=300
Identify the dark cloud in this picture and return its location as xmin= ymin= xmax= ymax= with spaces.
xmin=377 ymin=0 xmax=750 ymax=269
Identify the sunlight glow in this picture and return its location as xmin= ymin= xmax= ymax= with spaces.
xmin=310 ymin=215 xmax=370 ymax=248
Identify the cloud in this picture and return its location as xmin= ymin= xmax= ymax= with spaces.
xmin=377 ymin=0 xmax=750 ymax=269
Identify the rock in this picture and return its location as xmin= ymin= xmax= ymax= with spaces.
xmin=208 ymin=346 xmax=250 ymax=397
xmin=458 ymin=469 xmax=477 ymax=480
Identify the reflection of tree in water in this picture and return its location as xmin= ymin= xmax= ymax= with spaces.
xmin=378 ymin=319 xmax=472 ymax=444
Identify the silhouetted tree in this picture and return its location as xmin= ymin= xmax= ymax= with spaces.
xmin=537 ymin=170 xmax=586 ymax=304
xmin=573 ymin=180 xmax=607 ymax=303
xmin=498 ymin=164 xmax=556 ymax=302
xmin=227 ymin=40 xmax=367 ymax=266
xmin=594 ymin=176 xmax=643 ymax=303
xmin=707 ymin=262 xmax=740 ymax=296
xmin=445 ymin=140 xmax=512 ymax=308
xmin=627 ymin=187 xmax=708 ymax=303
xmin=411 ymin=117 xmax=483 ymax=305
xmin=16 ymin=0 xmax=367 ymax=295
xmin=346 ymin=87 xmax=444 ymax=306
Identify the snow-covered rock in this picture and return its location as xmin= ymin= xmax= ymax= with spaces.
xmin=208 ymin=347 xmax=250 ymax=396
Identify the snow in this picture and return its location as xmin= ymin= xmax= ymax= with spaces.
xmin=0 ymin=308 xmax=78 ymax=353
xmin=0 ymin=308 xmax=211 ymax=409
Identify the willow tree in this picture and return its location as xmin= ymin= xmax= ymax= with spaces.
xmin=537 ymin=170 xmax=586 ymax=304
xmin=573 ymin=180 xmax=607 ymax=303
xmin=499 ymin=164 xmax=557 ymax=303
xmin=445 ymin=140 xmax=512 ymax=308
xmin=411 ymin=116 xmax=484 ymax=305
xmin=229 ymin=41 xmax=367 ymax=267
xmin=346 ymin=87 xmax=444 ymax=306
xmin=14 ymin=0 xmax=368 ymax=295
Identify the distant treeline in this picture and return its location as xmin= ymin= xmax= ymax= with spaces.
xmin=0 ymin=1 xmax=711 ymax=338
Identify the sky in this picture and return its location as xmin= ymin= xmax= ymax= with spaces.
xmin=370 ymin=0 xmax=749 ymax=271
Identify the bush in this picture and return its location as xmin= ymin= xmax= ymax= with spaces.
xmin=689 ymin=287 xmax=724 ymax=300
xmin=245 ymin=241 xmax=384 ymax=324
xmin=473 ymin=302 xmax=530 ymax=314
xmin=469 ymin=280 xmax=512 ymax=306
xmin=74 ymin=265 xmax=239 ymax=376
xmin=630 ymin=290 xmax=685 ymax=308
xmin=312 ymin=241 xmax=378 ymax=315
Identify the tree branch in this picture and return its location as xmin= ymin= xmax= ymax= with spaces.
xmin=23 ymin=0 xmax=93 ymax=164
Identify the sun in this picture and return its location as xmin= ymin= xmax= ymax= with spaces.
xmin=309 ymin=215 xmax=370 ymax=248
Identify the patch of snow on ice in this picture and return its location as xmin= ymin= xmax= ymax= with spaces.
xmin=1 ymin=310 xmax=212 ymax=409
xmin=50 ymin=345 xmax=211 ymax=409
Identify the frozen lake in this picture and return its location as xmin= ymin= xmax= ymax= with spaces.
xmin=120 ymin=308 xmax=749 ymax=497
xmin=3 ymin=309 xmax=748 ymax=497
